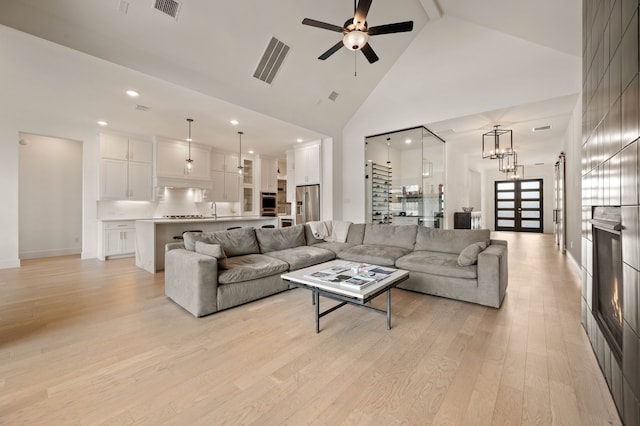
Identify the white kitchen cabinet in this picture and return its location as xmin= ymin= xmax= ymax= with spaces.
xmin=157 ymin=140 xmax=210 ymax=180
xmin=99 ymin=134 xmax=152 ymax=200
xmin=100 ymin=134 xmax=152 ymax=163
xmin=260 ymin=157 xmax=278 ymax=192
xmin=211 ymin=151 xmax=239 ymax=173
xmin=104 ymin=221 xmax=136 ymax=258
xmin=100 ymin=133 xmax=129 ymax=160
xmin=294 ymin=143 xmax=320 ymax=185
xmin=100 ymin=159 xmax=128 ymax=199
xmin=128 ymin=162 xmax=153 ymax=200
xmin=100 ymin=158 xmax=152 ymax=201
xmin=210 ymin=171 xmax=240 ymax=202
xmin=286 ymin=150 xmax=295 ymax=203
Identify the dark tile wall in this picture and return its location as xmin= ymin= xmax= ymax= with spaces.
xmin=582 ymin=0 xmax=640 ymax=424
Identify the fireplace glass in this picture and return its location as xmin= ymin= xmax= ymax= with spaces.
xmin=593 ymin=226 xmax=623 ymax=361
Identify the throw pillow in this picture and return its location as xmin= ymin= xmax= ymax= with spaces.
xmin=457 ymin=241 xmax=488 ymax=266
xmin=195 ymin=241 xmax=228 ymax=269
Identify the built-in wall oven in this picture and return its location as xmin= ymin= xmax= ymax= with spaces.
xmin=260 ymin=192 xmax=277 ymax=216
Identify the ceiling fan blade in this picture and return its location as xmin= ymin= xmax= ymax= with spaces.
xmin=368 ymin=21 xmax=414 ymax=36
xmin=354 ymin=0 xmax=373 ymax=29
xmin=318 ymin=41 xmax=345 ymax=60
xmin=302 ymin=18 xmax=345 ymax=33
xmin=361 ymin=43 xmax=379 ymax=64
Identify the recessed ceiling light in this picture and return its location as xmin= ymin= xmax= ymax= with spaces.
xmin=126 ymin=90 xmax=140 ymax=97
xmin=296 ymin=138 xmax=303 ymax=143
xmin=97 ymin=120 xmax=108 ymax=126
xmin=405 ymin=139 xmax=412 ymax=144
xmin=230 ymin=119 xmax=239 ymax=125
xmin=248 ymin=150 xmax=254 ymax=154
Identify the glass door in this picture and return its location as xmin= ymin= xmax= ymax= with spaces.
xmin=495 ymin=179 xmax=543 ymax=232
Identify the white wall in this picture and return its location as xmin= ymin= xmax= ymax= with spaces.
xmin=341 ymin=15 xmax=581 ymax=223
xmin=468 ymin=170 xmax=482 ymax=210
xmin=19 ymin=134 xmax=83 ymax=259
xmin=0 ymin=25 xmax=111 ymax=267
xmin=482 ymin=164 xmax=555 ymax=233
xmin=444 ymin=144 xmax=470 ymax=228
xmin=562 ymin=92 xmax=583 ymax=264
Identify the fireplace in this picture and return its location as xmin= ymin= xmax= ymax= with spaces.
xmin=591 ymin=207 xmax=623 ymax=363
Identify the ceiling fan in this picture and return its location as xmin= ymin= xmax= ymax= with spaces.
xmin=302 ymin=0 xmax=414 ymax=64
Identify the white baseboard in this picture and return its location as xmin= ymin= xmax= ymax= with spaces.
xmin=0 ymin=258 xmax=20 ymax=269
xmin=82 ymin=250 xmax=97 ymax=260
xmin=19 ymin=248 xmax=81 ymax=260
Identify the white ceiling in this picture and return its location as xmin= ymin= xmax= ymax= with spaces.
xmin=0 ymin=0 xmax=582 ymax=163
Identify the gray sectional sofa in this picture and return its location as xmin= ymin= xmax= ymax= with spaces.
xmin=164 ymin=223 xmax=508 ymax=317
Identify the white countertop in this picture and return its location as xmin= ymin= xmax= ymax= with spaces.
xmin=136 ymin=216 xmax=277 ymax=224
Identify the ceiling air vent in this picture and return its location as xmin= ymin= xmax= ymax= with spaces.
xmin=532 ymin=125 xmax=552 ymax=132
xmin=154 ymin=0 xmax=181 ymax=20
xmin=135 ymin=104 xmax=151 ymax=112
xmin=328 ymin=91 xmax=339 ymax=102
xmin=253 ymin=37 xmax=290 ymax=85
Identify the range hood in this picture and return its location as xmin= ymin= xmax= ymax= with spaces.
xmin=154 ymin=176 xmax=212 ymax=190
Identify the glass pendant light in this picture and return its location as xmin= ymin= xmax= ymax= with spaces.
xmin=237 ymin=131 xmax=244 ymax=175
xmin=185 ymin=118 xmax=194 ymax=173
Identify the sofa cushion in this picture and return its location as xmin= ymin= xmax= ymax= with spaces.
xmin=265 ymin=246 xmax=335 ymax=271
xmin=312 ymin=241 xmax=356 ymax=254
xmin=346 ymin=223 xmax=366 ymax=245
xmin=256 ymin=224 xmax=306 ymax=253
xmin=363 ymin=224 xmax=417 ymax=250
xmin=183 ymin=227 xmax=260 ymax=257
xmin=396 ymin=251 xmax=477 ymax=279
xmin=304 ymin=224 xmax=325 ymax=245
xmin=194 ymin=241 xmax=228 ymax=269
xmin=338 ymin=244 xmax=410 ymax=267
xmin=414 ymin=228 xmax=490 ymax=254
xmin=218 ymin=254 xmax=289 ymax=284
xmin=457 ymin=241 xmax=488 ymax=266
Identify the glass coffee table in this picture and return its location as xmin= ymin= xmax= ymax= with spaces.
xmin=281 ymin=260 xmax=409 ymax=333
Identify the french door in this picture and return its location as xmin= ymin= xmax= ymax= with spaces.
xmin=495 ymin=179 xmax=543 ymax=232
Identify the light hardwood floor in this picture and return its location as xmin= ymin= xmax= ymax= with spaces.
xmin=0 ymin=232 xmax=622 ymax=425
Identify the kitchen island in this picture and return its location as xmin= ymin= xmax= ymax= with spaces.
xmin=135 ymin=216 xmax=278 ymax=273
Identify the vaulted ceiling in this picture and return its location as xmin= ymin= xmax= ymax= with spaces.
xmin=0 ymin=0 xmax=581 ymax=162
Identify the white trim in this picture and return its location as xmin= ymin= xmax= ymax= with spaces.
xmin=0 ymin=258 xmax=20 ymax=269
xmin=19 ymin=248 xmax=81 ymax=260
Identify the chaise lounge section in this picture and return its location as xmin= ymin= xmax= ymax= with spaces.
xmin=164 ymin=223 xmax=508 ymax=317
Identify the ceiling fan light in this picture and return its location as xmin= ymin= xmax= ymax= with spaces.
xmin=343 ymin=30 xmax=368 ymax=51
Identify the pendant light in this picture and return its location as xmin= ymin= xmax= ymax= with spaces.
xmin=482 ymin=124 xmax=513 ymax=159
xmin=185 ymin=118 xmax=194 ymax=173
xmin=237 ymin=131 xmax=244 ymax=175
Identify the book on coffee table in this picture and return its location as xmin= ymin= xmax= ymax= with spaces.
xmin=340 ymin=276 xmax=377 ymax=290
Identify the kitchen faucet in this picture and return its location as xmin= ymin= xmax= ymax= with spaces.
xmin=211 ymin=201 xmax=217 ymax=219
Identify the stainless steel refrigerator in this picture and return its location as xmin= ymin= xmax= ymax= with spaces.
xmin=295 ymin=184 xmax=320 ymax=224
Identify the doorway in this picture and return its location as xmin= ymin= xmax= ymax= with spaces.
xmin=495 ymin=179 xmax=543 ymax=232
xmin=19 ymin=133 xmax=83 ymax=259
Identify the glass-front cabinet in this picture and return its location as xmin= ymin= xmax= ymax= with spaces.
xmin=365 ymin=126 xmax=445 ymax=227
xmin=242 ymin=157 xmax=254 ymax=213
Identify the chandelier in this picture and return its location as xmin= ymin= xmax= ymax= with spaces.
xmin=482 ymin=125 xmax=513 ymax=159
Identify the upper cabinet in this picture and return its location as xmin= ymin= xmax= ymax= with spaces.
xmin=294 ymin=142 xmax=320 ymax=185
xmin=211 ymin=151 xmax=240 ymax=173
xmin=260 ymin=157 xmax=278 ymax=192
xmin=156 ymin=139 xmax=210 ymax=180
xmin=99 ymin=133 xmax=152 ymax=201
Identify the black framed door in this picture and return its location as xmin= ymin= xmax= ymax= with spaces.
xmin=495 ymin=179 xmax=543 ymax=232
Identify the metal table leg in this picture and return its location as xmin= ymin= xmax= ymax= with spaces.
xmin=315 ymin=290 xmax=320 ymax=333
xmin=387 ymin=288 xmax=391 ymax=330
